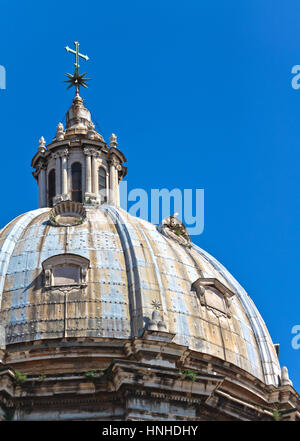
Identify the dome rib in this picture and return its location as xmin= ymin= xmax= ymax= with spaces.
xmin=191 ymin=243 xmax=280 ymax=385
xmin=134 ymin=222 xmax=168 ymax=322
xmin=0 ymin=209 xmax=48 ymax=306
xmin=103 ymin=205 xmax=143 ymax=338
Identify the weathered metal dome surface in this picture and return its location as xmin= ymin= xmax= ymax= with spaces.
xmin=0 ymin=205 xmax=280 ymax=386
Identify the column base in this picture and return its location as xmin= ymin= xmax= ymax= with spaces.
xmin=54 ymin=194 xmax=70 ymax=205
xmin=84 ymin=193 xmax=99 ymax=205
xmin=53 ymin=195 xmax=63 ymax=205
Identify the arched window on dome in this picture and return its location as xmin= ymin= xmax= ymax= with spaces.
xmin=71 ymin=162 xmax=82 ymax=203
xmin=48 ymin=169 xmax=56 ymax=207
xmin=191 ymin=278 xmax=234 ymax=318
xmin=98 ymin=167 xmax=107 ymax=203
xmin=42 ymin=254 xmax=90 ymax=288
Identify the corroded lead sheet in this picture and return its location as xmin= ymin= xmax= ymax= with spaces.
xmin=0 ymin=205 xmax=280 ymax=386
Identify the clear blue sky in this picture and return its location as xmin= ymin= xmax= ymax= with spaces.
xmin=0 ymin=0 xmax=299 ymax=390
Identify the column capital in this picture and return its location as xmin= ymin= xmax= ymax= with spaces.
xmin=52 ymin=152 xmax=60 ymax=160
xmin=83 ymin=146 xmax=99 ymax=157
xmin=36 ymin=160 xmax=47 ymax=172
xmin=83 ymin=147 xmax=92 ymax=156
xmin=109 ymin=157 xmax=121 ymax=169
xmin=59 ymin=148 xmax=69 ymax=158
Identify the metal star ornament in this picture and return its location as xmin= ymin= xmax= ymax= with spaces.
xmin=64 ymin=70 xmax=91 ymax=93
xmin=151 ymin=299 xmax=161 ymax=310
xmin=64 ymin=41 xmax=91 ymax=95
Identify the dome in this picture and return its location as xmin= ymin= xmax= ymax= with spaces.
xmin=0 ymin=204 xmax=280 ymax=386
xmin=1 ymin=42 xmax=298 ymax=420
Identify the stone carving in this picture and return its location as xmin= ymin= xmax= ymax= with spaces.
xmin=83 ymin=146 xmax=99 ymax=157
xmin=49 ymin=200 xmax=86 ymax=226
xmin=109 ymin=133 xmax=118 ymax=149
xmin=87 ymin=122 xmax=95 ymax=140
xmin=81 ymin=266 xmax=87 ymax=284
xmin=191 ymin=278 xmax=234 ymax=318
xmin=56 ymin=122 xmax=65 ymax=141
xmin=36 ymin=160 xmax=47 ymax=172
xmin=109 ymin=157 xmax=121 ymax=169
xmin=44 ymin=268 xmax=52 ymax=287
xmin=158 ymin=214 xmax=191 ymax=248
xmin=281 ymin=366 xmax=293 ymax=386
xmin=59 ymin=148 xmax=69 ymax=157
xmin=148 ymin=300 xmax=167 ymax=331
xmin=38 ymin=136 xmax=46 ymax=153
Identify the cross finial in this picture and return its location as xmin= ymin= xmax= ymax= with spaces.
xmin=64 ymin=41 xmax=91 ymax=95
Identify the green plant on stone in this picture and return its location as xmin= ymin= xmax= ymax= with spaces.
xmin=14 ymin=370 xmax=27 ymax=384
xmin=181 ymin=369 xmax=197 ymax=382
xmin=85 ymin=369 xmax=105 ymax=379
xmin=174 ymin=227 xmax=182 ymax=236
xmin=85 ymin=370 xmax=97 ymax=378
xmin=38 ymin=374 xmax=46 ymax=381
xmin=272 ymin=409 xmax=283 ymax=421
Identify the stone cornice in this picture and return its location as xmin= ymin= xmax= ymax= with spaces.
xmin=109 ymin=146 xmax=127 ymax=164
xmin=1 ymin=337 xmax=299 ymax=420
xmin=81 ymin=138 xmax=109 ymax=151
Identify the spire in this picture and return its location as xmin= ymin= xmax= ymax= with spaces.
xmin=64 ymin=41 xmax=91 ymax=95
xmin=62 ymin=43 xmax=102 ymax=140
xmin=31 ymin=42 xmax=127 ymax=209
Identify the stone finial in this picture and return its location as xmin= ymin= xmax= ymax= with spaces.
xmin=38 ymin=136 xmax=46 ymax=153
xmin=148 ymin=300 xmax=167 ymax=332
xmin=281 ymin=366 xmax=293 ymax=386
xmin=56 ymin=122 xmax=65 ymax=141
xmin=109 ymin=133 xmax=118 ymax=149
xmin=87 ymin=122 xmax=95 ymax=140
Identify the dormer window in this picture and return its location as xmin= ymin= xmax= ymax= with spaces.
xmin=42 ymin=253 xmax=89 ymax=288
xmin=191 ymin=278 xmax=234 ymax=318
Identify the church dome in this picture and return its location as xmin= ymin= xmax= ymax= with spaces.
xmin=0 ymin=204 xmax=280 ymax=386
xmin=1 ymin=43 xmax=298 ymax=421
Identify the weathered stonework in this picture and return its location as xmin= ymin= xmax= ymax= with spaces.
xmin=0 ymin=93 xmax=299 ymax=421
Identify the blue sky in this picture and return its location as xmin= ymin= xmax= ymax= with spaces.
xmin=0 ymin=0 xmax=299 ymax=390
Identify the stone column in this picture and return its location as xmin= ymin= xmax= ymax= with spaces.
xmin=105 ymin=170 xmax=109 ymax=203
xmin=38 ymin=165 xmax=47 ymax=208
xmin=61 ymin=150 xmax=68 ymax=199
xmin=91 ymin=154 xmax=98 ymax=195
xmin=109 ymin=158 xmax=120 ymax=206
xmin=115 ymin=166 xmax=120 ymax=207
xmin=85 ymin=151 xmax=92 ymax=194
xmin=55 ymin=154 xmax=61 ymax=195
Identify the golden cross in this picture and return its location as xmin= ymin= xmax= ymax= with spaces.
xmin=65 ymin=41 xmax=89 ymax=71
xmin=64 ymin=41 xmax=91 ymax=95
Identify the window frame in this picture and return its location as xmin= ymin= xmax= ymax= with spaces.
xmin=191 ymin=278 xmax=234 ymax=318
xmin=42 ymin=253 xmax=90 ymax=288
